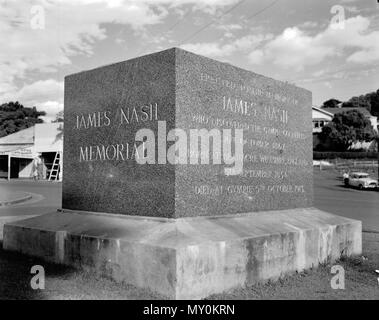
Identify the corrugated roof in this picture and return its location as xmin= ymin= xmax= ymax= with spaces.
xmin=0 ymin=126 xmax=34 ymax=145
xmin=322 ymin=107 xmax=372 ymax=117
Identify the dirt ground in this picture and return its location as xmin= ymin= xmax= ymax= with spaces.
xmin=0 ymin=232 xmax=378 ymax=300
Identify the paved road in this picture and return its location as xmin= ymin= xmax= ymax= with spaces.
xmin=314 ymin=169 xmax=379 ymax=232
xmin=0 ymin=190 xmax=31 ymax=204
xmin=0 ymin=171 xmax=378 ymax=232
xmin=0 ymin=180 xmax=62 ymax=239
xmin=0 ymin=180 xmax=62 ymax=217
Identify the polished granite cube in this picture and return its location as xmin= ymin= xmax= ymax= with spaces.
xmin=63 ymin=48 xmax=313 ymax=218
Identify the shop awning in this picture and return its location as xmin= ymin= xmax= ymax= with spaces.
xmin=0 ymin=145 xmax=38 ymax=159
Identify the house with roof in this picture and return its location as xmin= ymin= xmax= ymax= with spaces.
xmin=0 ymin=123 xmax=63 ymax=180
xmin=312 ymin=106 xmax=378 ymax=133
xmin=312 ymin=106 xmax=378 ymax=150
xmin=321 ymin=107 xmax=378 ymax=132
xmin=312 ymin=106 xmax=333 ymax=133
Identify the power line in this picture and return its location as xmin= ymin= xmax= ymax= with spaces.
xmin=165 ymin=9 xmax=194 ymax=34
xmin=135 ymin=9 xmax=194 ymax=57
xmin=177 ymin=0 xmax=248 ymax=46
xmin=177 ymin=0 xmax=280 ymax=46
xmin=136 ymin=1 xmax=245 ymax=57
xmin=246 ymin=0 xmax=280 ymax=20
xmin=290 ymin=63 xmax=379 ymax=85
xmin=131 ymin=0 xmax=280 ymax=58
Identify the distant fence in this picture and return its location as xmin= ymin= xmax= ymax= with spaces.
xmin=313 ymin=152 xmax=378 ymax=160
xmin=314 ymin=158 xmax=378 ymax=174
xmin=335 ymin=159 xmax=378 ymax=170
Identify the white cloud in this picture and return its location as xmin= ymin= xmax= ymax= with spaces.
xmin=248 ymin=49 xmax=264 ymax=64
xmin=181 ymin=34 xmax=273 ymax=58
xmin=1 ymin=78 xmax=64 ymax=122
xmin=324 ymin=81 xmax=332 ymax=89
xmin=299 ymin=21 xmax=319 ymax=29
xmin=0 ymin=0 xmax=239 ymax=106
xmin=217 ymin=24 xmax=243 ymax=38
xmin=1 ymin=79 xmax=63 ymax=104
xmin=181 ymin=42 xmax=230 ymax=57
xmin=248 ymin=15 xmax=379 ymax=70
xmin=38 ymin=101 xmax=64 ymax=122
xmin=217 ymin=23 xmax=243 ymax=31
xmin=345 ymin=6 xmax=360 ymax=13
xmin=18 ymin=80 xmax=63 ymax=105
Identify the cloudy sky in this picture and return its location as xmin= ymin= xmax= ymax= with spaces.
xmin=1 ymin=0 xmax=378 ymax=121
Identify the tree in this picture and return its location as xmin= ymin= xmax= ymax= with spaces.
xmin=366 ymin=89 xmax=379 ymax=117
xmin=319 ymin=110 xmax=377 ymax=151
xmin=52 ymin=110 xmax=64 ymax=123
xmin=322 ymin=89 xmax=379 ymax=116
xmin=0 ymin=101 xmax=46 ymax=138
xmin=51 ymin=110 xmax=64 ymax=143
xmin=342 ymin=95 xmax=371 ymax=111
xmin=322 ymin=98 xmax=341 ymax=108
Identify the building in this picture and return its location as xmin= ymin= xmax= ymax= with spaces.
xmin=312 ymin=106 xmax=378 ymax=133
xmin=322 ymin=107 xmax=378 ymax=132
xmin=312 ymin=106 xmax=333 ymax=133
xmin=0 ymin=123 xmax=63 ymax=180
xmin=312 ymin=106 xmax=378 ymax=150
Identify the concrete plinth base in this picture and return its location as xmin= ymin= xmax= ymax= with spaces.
xmin=3 ymin=208 xmax=361 ymax=299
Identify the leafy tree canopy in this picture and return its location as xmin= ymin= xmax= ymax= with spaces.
xmin=52 ymin=110 xmax=64 ymax=123
xmin=0 ymin=101 xmax=46 ymax=138
xmin=321 ymin=98 xmax=341 ymax=108
xmin=319 ymin=110 xmax=377 ymax=151
xmin=342 ymin=95 xmax=371 ymax=110
xmin=322 ymin=89 xmax=379 ymax=117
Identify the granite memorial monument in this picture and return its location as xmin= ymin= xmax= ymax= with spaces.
xmin=3 ymin=48 xmax=362 ymax=299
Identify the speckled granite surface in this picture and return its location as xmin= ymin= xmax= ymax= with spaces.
xmin=174 ymin=49 xmax=313 ymax=217
xmin=63 ymin=49 xmax=176 ymax=217
xmin=63 ymin=48 xmax=313 ymax=218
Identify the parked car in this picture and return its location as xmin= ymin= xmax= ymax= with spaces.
xmin=347 ymin=172 xmax=378 ymax=190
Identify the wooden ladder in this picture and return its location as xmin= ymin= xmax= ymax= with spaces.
xmin=49 ymin=152 xmax=61 ymax=181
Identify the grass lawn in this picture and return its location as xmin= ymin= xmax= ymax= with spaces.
xmin=1 ymin=232 xmax=378 ymax=300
